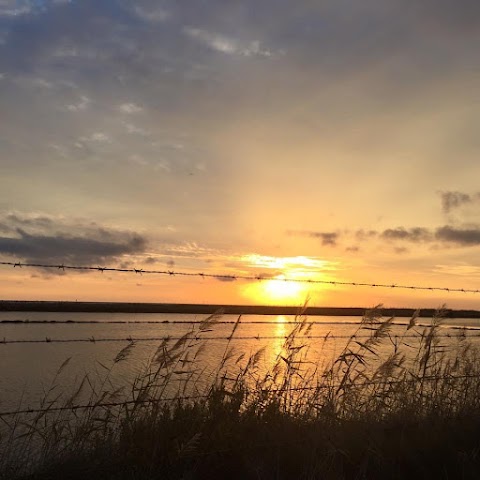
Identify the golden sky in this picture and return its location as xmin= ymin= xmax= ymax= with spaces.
xmin=0 ymin=1 xmax=479 ymax=308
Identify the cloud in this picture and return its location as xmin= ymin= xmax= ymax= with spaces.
xmin=355 ymin=229 xmax=378 ymax=241
xmin=381 ymin=227 xmax=432 ymax=242
xmin=0 ymin=213 xmax=147 ymax=265
xmin=183 ymin=26 xmax=271 ymax=57
xmin=66 ymin=95 xmax=90 ymax=112
xmin=435 ymin=226 xmax=480 ymax=246
xmin=0 ymin=229 xmax=146 ymax=265
xmin=78 ymin=132 xmax=112 ymax=145
xmin=215 ymin=275 xmax=237 ymax=282
xmin=1 ymin=213 xmax=55 ymax=233
xmin=131 ymin=4 xmax=169 ymax=23
xmin=183 ymin=26 xmax=237 ymax=54
xmin=119 ymin=103 xmax=143 ymax=114
xmin=287 ymin=230 xmax=339 ymax=246
xmin=373 ymin=224 xmax=480 ymax=248
xmin=124 ymin=122 xmax=150 ymax=136
xmin=0 ymin=2 xmax=31 ymax=17
xmin=0 ymin=0 xmax=72 ymax=17
xmin=439 ymin=191 xmax=472 ymax=214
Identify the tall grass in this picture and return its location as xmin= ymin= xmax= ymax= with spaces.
xmin=3 ymin=306 xmax=480 ymax=479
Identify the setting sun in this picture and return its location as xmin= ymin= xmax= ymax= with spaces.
xmin=243 ymin=274 xmax=311 ymax=304
xmin=238 ymin=255 xmax=335 ymax=305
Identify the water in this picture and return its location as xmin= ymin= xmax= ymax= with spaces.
xmin=1 ymin=311 xmax=480 ymax=413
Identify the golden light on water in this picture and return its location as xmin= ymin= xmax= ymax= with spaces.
xmin=267 ymin=315 xmax=288 ymax=367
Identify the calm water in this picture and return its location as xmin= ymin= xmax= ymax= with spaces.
xmin=1 ymin=311 xmax=480 ymax=412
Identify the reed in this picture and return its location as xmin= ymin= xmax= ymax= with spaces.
xmin=2 ymin=305 xmax=480 ymax=479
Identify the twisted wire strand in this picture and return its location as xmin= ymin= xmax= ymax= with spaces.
xmin=0 ymin=332 xmax=472 ymax=344
xmin=1 ymin=373 xmax=479 ymax=417
xmin=1 ymin=319 xmax=474 ymax=327
xmin=1 ymin=261 xmax=479 ymax=293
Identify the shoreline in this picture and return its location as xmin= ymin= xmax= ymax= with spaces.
xmin=1 ymin=300 xmax=480 ymax=318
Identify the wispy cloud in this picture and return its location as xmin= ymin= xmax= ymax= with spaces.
xmin=78 ymin=132 xmax=112 ymax=144
xmin=0 ymin=3 xmax=31 ymax=17
xmin=119 ymin=103 xmax=143 ymax=114
xmin=287 ymin=230 xmax=339 ymax=246
xmin=439 ymin=191 xmax=474 ymax=214
xmin=241 ymin=254 xmax=332 ymax=270
xmin=123 ymin=122 xmax=150 ymax=136
xmin=132 ymin=5 xmax=169 ymax=23
xmin=66 ymin=95 xmax=90 ymax=112
xmin=183 ymin=26 xmax=272 ymax=57
xmin=0 ymin=0 xmax=72 ymax=18
xmin=381 ymin=227 xmax=432 ymax=242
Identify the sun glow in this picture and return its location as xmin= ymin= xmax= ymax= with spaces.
xmin=241 ymin=254 xmax=330 ymax=270
xmin=240 ymin=254 xmax=337 ymax=305
xmin=243 ymin=274 xmax=311 ymax=305
xmin=263 ymin=276 xmax=304 ymax=301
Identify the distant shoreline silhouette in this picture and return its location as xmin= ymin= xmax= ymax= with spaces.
xmin=1 ymin=300 xmax=479 ymax=318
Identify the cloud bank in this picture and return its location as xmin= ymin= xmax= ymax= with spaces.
xmin=0 ymin=213 xmax=147 ymax=265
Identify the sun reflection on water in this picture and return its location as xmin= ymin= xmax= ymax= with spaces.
xmin=268 ymin=315 xmax=288 ymax=366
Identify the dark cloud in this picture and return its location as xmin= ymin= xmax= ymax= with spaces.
xmin=0 ymin=228 xmax=146 ymax=265
xmin=142 ymin=256 xmax=158 ymax=265
xmin=355 ymin=229 xmax=378 ymax=241
xmin=347 ymin=223 xmax=480 ymax=249
xmin=215 ymin=275 xmax=237 ymax=282
xmin=381 ymin=227 xmax=431 ymax=243
xmin=439 ymin=191 xmax=472 ymax=214
xmin=4 ymin=213 xmax=55 ymax=230
xmin=292 ymin=222 xmax=480 ymax=250
xmin=118 ymin=261 xmax=134 ymax=269
xmin=288 ymin=230 xmax=339 ymax=246
xmin=0 ymin=213 xmax=147 ymax=265
xmin=435 ymin=226 xmax=480 ymax=246
xmin=248 ymin=272 xmax=278 ymax=280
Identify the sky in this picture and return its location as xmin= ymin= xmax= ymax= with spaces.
xmin=0 ymin=0 xmax=479 ymax=308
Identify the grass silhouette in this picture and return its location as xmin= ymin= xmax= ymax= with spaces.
xmin=2 ymin=306 xmax=480 ymax=479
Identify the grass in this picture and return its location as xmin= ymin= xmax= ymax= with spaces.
xmin=2 ymin=306 xmax=480 ymax=479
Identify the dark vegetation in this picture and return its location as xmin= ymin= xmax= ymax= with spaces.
xmin=2 ymin=306 xmax=480 ymax=479
xmin=2 ymin=300 xmax=480 ymax=318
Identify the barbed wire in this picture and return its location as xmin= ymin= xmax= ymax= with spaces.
xmin=0 ymin=332 xmax=473 ymax=345
xmin=0 ymin=396 xmax=207 ymax=417
xmin=1 ymin=260 xmax=479 ymax=293
xmin=1 ymin=373 xmax=479 ymax=418
xmin=2 ymin=319 xmax=475 ymax=328
xmin=0 ymin=320 xmax=404 ymax=325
